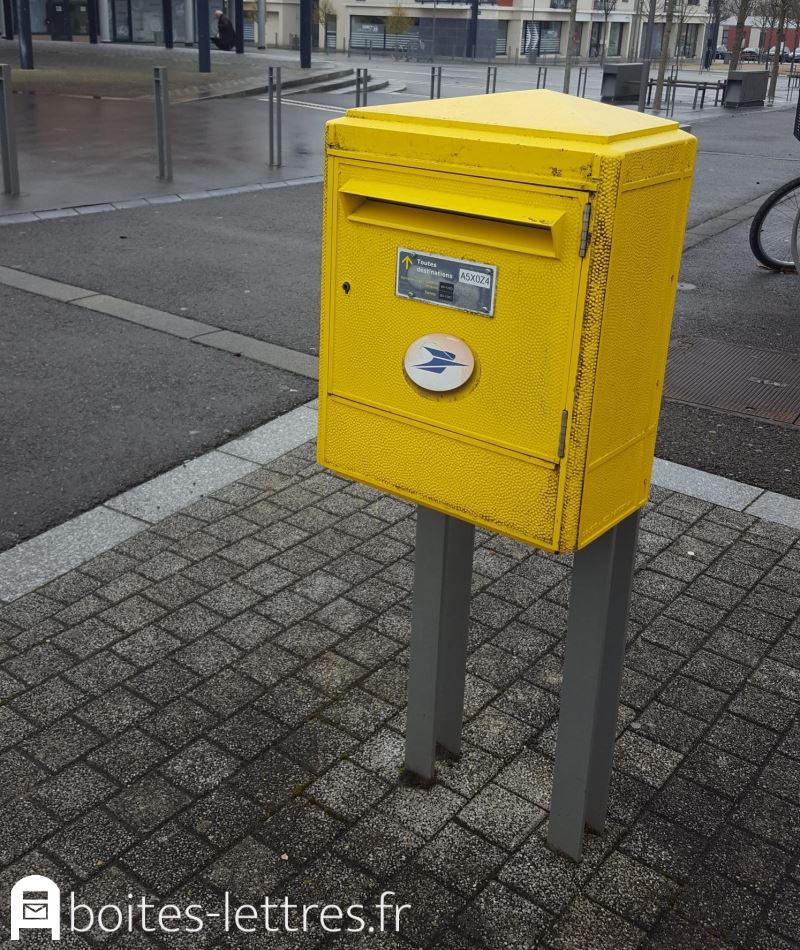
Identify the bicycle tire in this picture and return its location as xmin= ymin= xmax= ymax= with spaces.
xmin=749 ymin=176 xmax=800 ymax=272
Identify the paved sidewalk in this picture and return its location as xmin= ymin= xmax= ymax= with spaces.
xmin=0 ymin=40 xmax=342 ymax=100
xmin=0 ymin=435 xmax=798 ymax=948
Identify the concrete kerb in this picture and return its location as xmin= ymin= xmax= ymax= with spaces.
xmin=0 ymin=175 xmax=322 ymax=227
xmin=1 ymin=397 xmax=798 ymax=604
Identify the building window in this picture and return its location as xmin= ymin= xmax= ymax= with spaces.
xmin=522 ymin=20 xmax=562 ymax=54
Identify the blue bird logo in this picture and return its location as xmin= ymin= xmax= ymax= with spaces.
xmin=413 ymin=346 xmax=467 ymax=375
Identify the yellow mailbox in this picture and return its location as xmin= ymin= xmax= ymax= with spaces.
xmin=317 ymin=90 xmax=696 ymax=553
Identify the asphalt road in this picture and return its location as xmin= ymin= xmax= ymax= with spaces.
xmin=1 ymin=101 xmax=799 ymax=551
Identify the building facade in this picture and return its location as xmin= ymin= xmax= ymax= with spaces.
xmin=3 ymin=0 xmax=710 ymax=56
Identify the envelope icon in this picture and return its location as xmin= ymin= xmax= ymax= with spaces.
xmin=23 ymin=902 xmax=49 ymax=920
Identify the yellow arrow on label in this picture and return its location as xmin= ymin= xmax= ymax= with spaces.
xmin=402 ymin=255 xmax=413 ymax=270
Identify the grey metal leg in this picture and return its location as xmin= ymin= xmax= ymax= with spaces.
xmin=405 ymin=506 xmax=474 ymax=781
xmin=547 ymin=511 xmax=640 ymax=861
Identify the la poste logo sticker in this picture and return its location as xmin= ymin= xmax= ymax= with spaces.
xmin=404 ymin=334 xmax=475 ymax=393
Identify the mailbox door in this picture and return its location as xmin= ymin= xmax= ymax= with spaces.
xmin=326 ymin=160 xmax=588 ymax=465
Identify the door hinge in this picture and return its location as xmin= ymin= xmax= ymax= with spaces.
xmin=558 ymin=410 xmax=568 ymax=458
xmin=579 ymin=202 xmax=592 ymax=258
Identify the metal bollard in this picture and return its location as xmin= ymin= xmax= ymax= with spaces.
xmin=0 ymin=64 xmax=19 ymax=196
xmin=430 ymin=65 xmax=442 ymax=99
xmin=485 ymin=65 xmax=497 ymax=94
xmin=355 ymin=67 xmax=368 ymax=107
xmin=268 ymin=65 xmax=282 ymax=168
xmin=536 ymin=65 xmax=548 ymax=89
xmin=575 ymin=66 xmax=588 ymax=98
xmin=153 ymin=67 xmax=172 ymax=182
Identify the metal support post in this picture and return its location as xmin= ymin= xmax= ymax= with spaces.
xmin=548 ymin=511 xmax=640 ymax=861
xmin=267 ymin=65 xmax=282 ymax=167
xmin=485 ymin=64 xmax=497 ymax=93
xmin=405 ymin=506 xmax=475 ymax=780
xmin=536 ymin=65 xmax=548 ymax=88
xmin=87 ymin=0 xmax=99 ymax=43
xmin=430 ymin=65 xmax=442 ymax=98
xmin=256 ymin=0 xmax=265 ymax=48
xmin=576 ymin=65 xmax=587 ymax=97
xmin=355 ymin=67 xmax=368 ymax=106
xmin=233 ymin=0 xmax=243 ymax=53
xmin=153 ymin=67 xmax=173 ymax=182
xmin=299 ymin=0 xmax=311 ymax=67
xmin=2 ymin=0 xmax=13 ymax=39
xmin=0 ymin=64 xmax=20 ymax=197
xmin=15 ymin=0 xmax=33 ymax=70
xmin=196 ymin=0 xmax=210 ymax=72
xmin=161 ymin=0 xmax=174 ymax=47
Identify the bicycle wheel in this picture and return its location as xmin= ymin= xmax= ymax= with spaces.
xmin=749 ymin=177 xmax=800 ymax=272
xmin=793 ymin=205 xmax=800 ymax=272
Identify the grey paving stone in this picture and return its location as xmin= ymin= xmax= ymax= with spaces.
xmin=462 ymin=705 xmax=533 ymax=758
xmin=621 ymin=812 xmax=707 ymax=882
xmin=323 ymin=687 xmax=395 ymax=741
xmin=160 ymin=738 xmax=240 ymax=795
xmin=4 ymin=641 xmax=75 ymax=685
xmin=174 ymin=633 xmax=241 ymax=676
xmin=630 ymin=702 xmax=708 ymax=755
xmin=34 ymin=762 xmax=117 ymax=821
xmin=457 ymin=879 xmax=550 ymax=950
xmin=158 ymin=601 xmax=223 ymax=641
xmin=587 ymin=851 xmax=678 ymax=930
xmin=707 ymin=712 xmax=781 ymax=764
xmin=751 ymin=658 xmax=800 ymax=702
xmin=47 ymin=807 xmax=135 ymax=878
xmin=704 ymin=825 xmax=790 ymax=896
xmin=673 ymin=868 xmax=764 ymax=945
xmin=140 ymin=696 xmax=218 ymax=750
xmin=550 ymin=897 xmax=645 ymax=950
xmin=302 ymin=649 xmax=367 ymax=695
xmin=198 ymin=581 xmax=262 ymax=617
xmin=129 ymin=658 xmax=201 ymax=704
xmin=732 ymin=786 xmax=800 ymax=851
xmin=232 ymin=749 xmax=313 ymax=810
xmin=0 ymin=749 xmax=47 ymax=804
xmin=9 ymin=675 xmax=87 ymax=725
xmin=306 ymin=759 xmax=388 ymax=822
xmin=279 ymin=718 xmax=355 ymax=774
xmin=642 ymin=911 xmax=738 ymax=950
xmin=614 ymin=731 xmax=683 ymax=788
xmin=335 ymin=812 xmax=424 ymax=878
xmin=110 ymin=625 xmax=182 ymax=669
xmin=382 ymin=782 xmax=465 ymax=839
xmin=64 ymin=650 xmax=137 ymax=695
xmin=640 ymin=615 xmax=708 ymax=658
xmin=255 ymin=676 xmax=328 ymax=728
xmin=650 ymin=775 xmax=733 ymax=837
xmin=681 ymin=651 xmax=750 ymax=694
xmin=0 ymin=799 xmax=59 ymax=864
xmin=261 ymin=798 xmax=345 ymax=868
xmin=0 ymin=705 xmax=34 ymax=749
xmin=204 ymin=834 xmax=294 ymax=904
xmin=183 ymin=785 xmax=266 ymax=848
xmin=107 ymin=772 xmax=192 ymax=833
xmin=236 ymin=641 xmax=299 ymax=687
xmin=460 ymin=780 xmax=545 ymax=850
xmin=88 ymin=727 xmax=170 ymax=784
xmin=23 ymin=717 xmax=103 ymax=772
xmin=766 ymin=880 xmax=800 ymax=942
xmin=681 ymin=742 xmax=759 ymax=799
xmin=121 ymin=822 xmax=215 ymax=895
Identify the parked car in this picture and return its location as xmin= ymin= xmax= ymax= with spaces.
xmin=768 ymin=45 xmax=791 ymax=62
xmin=740 ymin=47 xmax=760 ymax=61
xmin=714 ymin=44 xmax=728 ymax=59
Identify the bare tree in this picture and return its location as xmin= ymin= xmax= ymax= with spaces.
xmin=728 ymin=0 xmax=755 ymax=69
xmin=596 ymin=0 xmax=618 ymax=62
xmin=562 ymin=0 xmax=579 ymax=92
xmin=653 ymin=0 xmax=677 ymax=109
xmin=314 ymin=0 xmax=336 ymax=50
xmin=386 ymin=3 xmax=412 ymax=50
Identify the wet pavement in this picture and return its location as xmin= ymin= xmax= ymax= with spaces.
xmin=0 ymin=38 xmax=341 ymax=99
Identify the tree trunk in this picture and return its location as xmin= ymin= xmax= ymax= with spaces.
xmin=768 ymin=12 xmax=786 ymax=100
xmin=728 ymin=0 xmax=749 ymax=71
xmin=562 ymin=0 xmax=579 ymax=92
xmin=653 ymin=0 xmax=676 ymax=110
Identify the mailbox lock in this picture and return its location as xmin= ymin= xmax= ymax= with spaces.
xmin=342 ymin=281 xmax=351 ymax=294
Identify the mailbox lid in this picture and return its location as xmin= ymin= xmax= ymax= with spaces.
xmin=326 ymin=159 xmax=588 ymax=463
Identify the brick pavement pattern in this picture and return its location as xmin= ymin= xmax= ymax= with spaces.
xmin=0 ymin=440 xmax=799 ymax=948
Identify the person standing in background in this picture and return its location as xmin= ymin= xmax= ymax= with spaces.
xmin=212 ymin=9 xmax=236 ymax=49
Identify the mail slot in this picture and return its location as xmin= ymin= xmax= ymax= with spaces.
xmin=318 ymin=90 xmax=696 ymax=552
